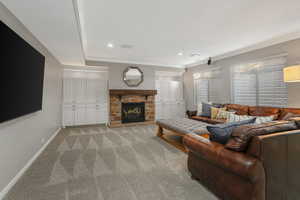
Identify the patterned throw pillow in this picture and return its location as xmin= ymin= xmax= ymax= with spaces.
xmin=217 ymin=110 xmax=235 ymax=120
xmin=227 ymin=113 xmax=255 ymax=123
xmin=254 ymin=115 xmax=275 ymax=124
xmin=211 ymin=107 xmax=226 ymax=119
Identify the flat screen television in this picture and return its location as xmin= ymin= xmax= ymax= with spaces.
xmin=0 ymin=21 xmax=45 ymax=123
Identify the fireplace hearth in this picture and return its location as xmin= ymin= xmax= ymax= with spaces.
xmin=122 ymin=102 xmax=145 ymax=123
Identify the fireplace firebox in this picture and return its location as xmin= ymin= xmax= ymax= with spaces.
xmin=122 ymin=102 xmax=145 ymax=123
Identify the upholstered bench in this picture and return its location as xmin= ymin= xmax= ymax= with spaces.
xmin=156 ymin=118 xmax=210 ymax=151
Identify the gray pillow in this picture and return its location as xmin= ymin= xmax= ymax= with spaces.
xmin=207 ymin=118 xmax=256 ymax=144
xmin=201 ymin=102 xmax=213 ymax=117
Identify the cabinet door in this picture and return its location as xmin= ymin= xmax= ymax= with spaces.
xmin=86 ymin=79 xmax=96 ymax=104
xmin=96 ymin=103 xmax=108 ymax=124
xmin=63 ymin=105 xmax=75 ymax=126
xmin=73 ymin=79 xmax=86 ymax=104
xmin=74 ymin=104 xmax=86 ymax=125
xmin=95 ymin=80 xmax=108 ymax=104
xmin=63 ymin=78 xmax=74 ymax=104
xmin=86 ymin=104 xmax=96 ymax=125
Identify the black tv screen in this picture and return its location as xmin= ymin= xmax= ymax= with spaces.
xmin=1 ymin=21 xmax=45 ymax=123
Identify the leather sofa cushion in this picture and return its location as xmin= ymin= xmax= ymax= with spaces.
xmin=191 ymin=116 xmax=225 ymax=124
xmin=226 ymin=104 xmax=249 ymax=115
xmin=279 ymin=108 xmax=300 ymax=120
xmin=225 ymin=121 xmax=298 ymax=152
xmin=249 ymin=106 xmax=280 ymax=119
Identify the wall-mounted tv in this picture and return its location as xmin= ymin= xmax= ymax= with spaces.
xmin=0 ymin=21 xmax=45 ymax=123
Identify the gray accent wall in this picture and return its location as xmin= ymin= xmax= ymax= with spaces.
xmin=86 ymin=60 xmax=185 ymax=90
xmin=185 ymin=38 xmax=300 ymax=110
xmin=0 ymin=2 xmax=63 ymax=193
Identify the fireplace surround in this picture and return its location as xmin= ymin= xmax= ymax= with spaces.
xmin=122 ymin=102 xmax=145 ymax=123
xmin=109 ymin=89 xmax=157 ymax=127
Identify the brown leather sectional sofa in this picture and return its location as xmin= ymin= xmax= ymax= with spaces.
xmin=184 ymin=104 xmax=300 ymax=200
xmin=188 ymin=104 xmax=300 ymax=124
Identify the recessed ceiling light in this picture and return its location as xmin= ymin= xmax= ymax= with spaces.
xmin=177 ymin=52 xmax=183 ymax=56
xmin=107 ymin=43 xmax=114 ymax=48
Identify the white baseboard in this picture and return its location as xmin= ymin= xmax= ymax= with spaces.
xmin=0 ymin=128 xmax=62 ymax=200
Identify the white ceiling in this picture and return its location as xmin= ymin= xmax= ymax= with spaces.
xmin=3 ymin=0 xmax=300 ymax=68
xmin=1 ymin=0 xmax=85 ymax=66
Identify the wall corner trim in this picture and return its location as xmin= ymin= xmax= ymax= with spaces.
xmin=0 ymin=127 xmax=62 ymax=200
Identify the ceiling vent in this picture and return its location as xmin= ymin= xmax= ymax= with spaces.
xmin=190 ymin=53 xmax=201 ymax=57
xmin=120 ymin=44 xmax=134 ymax=49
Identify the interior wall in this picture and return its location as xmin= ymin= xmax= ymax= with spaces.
xmin=185 ymin=38 xmax=300 ymax=110
xmin=0 ymin=3 xmax=63 ymax=194
xmin=86 ymin=60 xmax=185 ymax=90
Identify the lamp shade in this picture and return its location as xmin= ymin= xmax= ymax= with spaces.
xmin=284 ymin=65 xmax=300 ymax=82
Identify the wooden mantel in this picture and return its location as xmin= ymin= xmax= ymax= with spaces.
xmin=109 ymin=89 xmax=157 ymax=99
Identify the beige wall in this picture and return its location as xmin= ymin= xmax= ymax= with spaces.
xmin=0 ymin=3 xmax=63 ymax=194
xmin=86 ymin=60 xmax=185 ymax=90
xmin=185 ymin=38 xmax=300 ymax=110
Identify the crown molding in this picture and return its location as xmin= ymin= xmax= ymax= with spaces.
xmin=86 ymin=56 xmax=184 ymax=68
xmin=185 ymin=30 xmax=300 ymax=68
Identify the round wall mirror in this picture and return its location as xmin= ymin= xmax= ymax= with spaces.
xmin=123 ymin=66 xmax=144 ymax=87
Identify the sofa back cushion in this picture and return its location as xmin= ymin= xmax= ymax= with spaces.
xmin=225 ymin=121 xmax=298 ymax=152
xmin=249 ymin=106 xmax=280 ymax=119
xmin=226 ymin=104 xmax=249 ymax=115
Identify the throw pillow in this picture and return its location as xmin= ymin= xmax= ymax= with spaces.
xmin=227 ymin=113 xmax=255 ymax=123
xmin=201 ymin=102 xmax=213 ymax=117
xmin=211 ymin=107 xmax=226 ymax=119
xmin=207 ymin=118 xmax=256 ymax=144
xmin=216 ymin=110 xmax=235 ymax=120
xmin=225 ymin=121 xmax=298 ymax=152
xmin=197 ymin=102 xmax=212 ymax=116
xmin=196 ymin=102 xmax=203 ymax=116
xmin=254 ymin=115 xmax=275 ymax=124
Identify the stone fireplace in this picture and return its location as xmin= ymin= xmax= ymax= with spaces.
xmin=109 ymin=89 xmax=157 ymax=127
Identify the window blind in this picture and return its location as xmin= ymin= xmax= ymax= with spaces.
xmin=232 ymin=56 xmax=287 ymax=107
xmin=257 ymin=57 xmax=288 ymax=107
xmin=193 ymin=67 xmax=221 ymax=104
xmin=194 ymin=79 xmax=209 ymax=104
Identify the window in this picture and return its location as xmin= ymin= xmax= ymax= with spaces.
xmin=232 ymin=56 xmax=288 ymax=107
xmin=194 ymin=79 xmax=209 ymax=104
xmin=193 ymin=68 xmax=221 ymax=105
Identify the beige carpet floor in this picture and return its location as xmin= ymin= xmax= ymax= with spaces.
xmin=4 ymin=125 xmax=217 ymax=200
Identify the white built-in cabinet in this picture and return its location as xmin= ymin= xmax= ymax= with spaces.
xmin=63 ymin=70 xmax=108 ymax=126
xmin=155 ymin=72 xmax=186 ymax=120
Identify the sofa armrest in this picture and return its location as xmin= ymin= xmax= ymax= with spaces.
xmin=183 ymin=134 xmax=264 ymax=183
xmin=187 ymin=110 xmax=197 ymax=118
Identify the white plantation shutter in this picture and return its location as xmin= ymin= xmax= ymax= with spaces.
xmin=232 ymin=55 xmax=287 ymax=107
xmin=232 ymin=73 xmax=257 ymax=106
xmin=257 ymin=57 xmax=287 ymax=107
xmin=209 ymin=78 xmax=222 ymax=103
xmin=193 ymin=67 xmax=221 ymax=104
xmin=194 ymin=79 xmax=209 ymax=104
